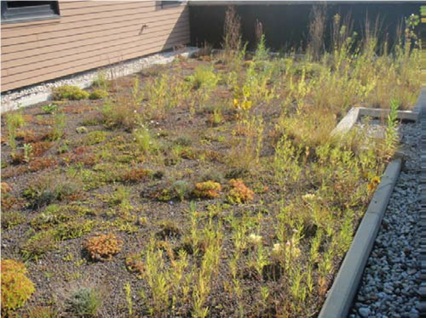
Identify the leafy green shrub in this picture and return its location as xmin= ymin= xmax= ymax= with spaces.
xmin=82 ymin=131 xmax=107 ymax=145
xmin=172 ymin=180 xmax=192 ymax=201
xmin=1 ymin=259 xmax=35 ymax=313
xmin=52 ymin=85 xmax=89 ymax=100
xmin=253 ymin=34 xmax=270 ymax=63
xmin=21 ymin=230 xmax=57 ymax=261
xmin=47 ymin=112 xmax=66 ymax=141
xmin=55 ymin=219 xmax=94 ymax=240
xmin=108 ymin=185 xmax=131 ymax=207
xmin=92 ymin=71 xmax=109 ymax=89
xmin=5 ymin=112 xmax=25 ymax=129
xmin=30 ymin=204 xmax=71 ymax=231
xmin=89 ymin=89 xmax=108 ymax=100
xmin=83 ymin=233 xmax=123 ymax=261
xmin=193 ymin=180 xmax=222 ymax=199
xmin=188 ymin=64 xmax=220 ymax=90
xmin=101 ymin=98 xmax=137 ymax=130
xmin=133 ymin=127 xmax=159 ymax=154
xmin=41 ymin=103 xmax=59 ymax=114
xmin=23 ymin=177 xmax=81 ymax=209
xmin=5 ymin=111 xmax=25 ymax=155
xmin=227 ymin=179 xmax=254 ymax=204
xmin=67 ymin=288 xmax=102 ymax=317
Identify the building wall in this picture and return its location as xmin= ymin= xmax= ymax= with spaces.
xmin=1 ymin=1 xmax=190 ymax=92
xmin=189 ymin=2 xmax=425 ymax=52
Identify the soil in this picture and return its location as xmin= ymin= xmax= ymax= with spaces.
xmin=1 ymin=55 xmax=379 ymax=318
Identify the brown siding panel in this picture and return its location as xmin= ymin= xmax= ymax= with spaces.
xmin=2 ymin=33 xmax=189 ymax=91
xmin=1 ymin=0 xmax=190 ymax=92
xmin=2 ymin=9 xmax=189 ymax=50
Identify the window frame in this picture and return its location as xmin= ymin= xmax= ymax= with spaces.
xmin=158 ymin=0 xmax=186 ymax=10
xmin=1 ymin=1 xmax=60 ymax=24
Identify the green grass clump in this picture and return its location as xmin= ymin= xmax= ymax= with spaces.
xmin=188 ymin=64 xmax=220 ymax=90
xmin=41 ymin=103 xmax=59 ymax=114
xmin=1 ymin=259 xmax=36 ymax=314
xmin=53 ymin=85 xmax=89 ymax=100
xmin=67 ymin=288 xmax=102 ymax=317
xmin=5 ymin=111 xmax=25 ymax=156
xmin=55 ymin=219 xmax=94 ymax=241
xmin=82 ymin=131 xmax=108 ymax=145
xmin=1 ymin=211 xmax=25 ymax=229
xmin=21 ymin=230 xmax=57 ymax=261
xmin=30 ymin=204 xmax=70 ymax=231
xmin=27 ymin=305 xmax=58 ymax=318
xmin=23 ymin=176 xmax=81 ymax=209
xmin=92 ymin=71 xmax=109 ymax=89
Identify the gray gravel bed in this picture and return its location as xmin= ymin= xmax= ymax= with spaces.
xmin=1 ymin=47 xmax=198 ymax=113
xmin=349 ymin=109 xmax=425 ymax=318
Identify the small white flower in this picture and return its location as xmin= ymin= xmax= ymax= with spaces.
xmin=302 ymin=193 xmax=315 ymax=201
xmin=272 ymin=243 xmax=282 ymax=253
xmin=248 ymin=233 xmax=263 ymax=245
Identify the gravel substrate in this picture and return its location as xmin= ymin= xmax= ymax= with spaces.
xmin=0 ymin=47 xmax=198 ymax=113
xmin=349 ymin=97 xmax=426 ymax=318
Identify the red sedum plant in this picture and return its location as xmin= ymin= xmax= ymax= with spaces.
xmin=227 ymin=179 xmax=254 ymax=204
xmin=83 ymin=233 xmax=123 ymax=261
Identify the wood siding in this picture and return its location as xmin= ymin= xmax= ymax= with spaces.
xmin=1 ymin=1 xmax=190 ymax=92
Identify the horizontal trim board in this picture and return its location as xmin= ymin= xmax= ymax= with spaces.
xmin=2 ymin=32 xmax=189 ymax=87
xmin=1 ymin=7 xmax=187 ymax=44
xmin=3 ymin=24 xmax=189 ymax=73
xmin=2 ymin=34 xmax=189 ymax=91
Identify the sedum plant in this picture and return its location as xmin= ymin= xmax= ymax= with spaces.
xmin=89 ymin=89 xmax=108 ymax=100
xmin=1 ymin=259 xmax=36 ymax=314
xmin=227 ymin=179 xmax=254 ymax=204
xmin=193 ymin=180 xmax=222 ymax=199
xmin=83 ymin=233 xmax=123 ymax=261
xmin=52 ymin=85 xmax=89 ymax=100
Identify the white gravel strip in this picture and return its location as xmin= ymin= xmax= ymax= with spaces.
xmin=349 ymin=102 xmax=425 ymax=318
xmin=1 ymin=47 xmax=199 ymax=114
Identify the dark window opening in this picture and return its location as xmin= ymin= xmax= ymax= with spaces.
xmin=161 ymin=1 xmax=184 ymax=8
xmin=1 ymin=1 xmax=60 ymax=23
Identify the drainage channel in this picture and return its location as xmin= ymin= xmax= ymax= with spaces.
xmin=319 ymin=88 xmax=426 ymax=318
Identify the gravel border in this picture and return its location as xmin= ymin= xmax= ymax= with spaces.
xmin=348 ymin=88 xmax=426 ymax=318
xmin=319 ymin=159 xmax=402 ymax=317
xmin=320 ymin=88 xmax=426 ymax=318
xmin=1 ymin=47 xmax=199 ymax=114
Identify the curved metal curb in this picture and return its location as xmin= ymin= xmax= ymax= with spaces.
xmin=318 ymin=158 xmax=402 ymax=318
